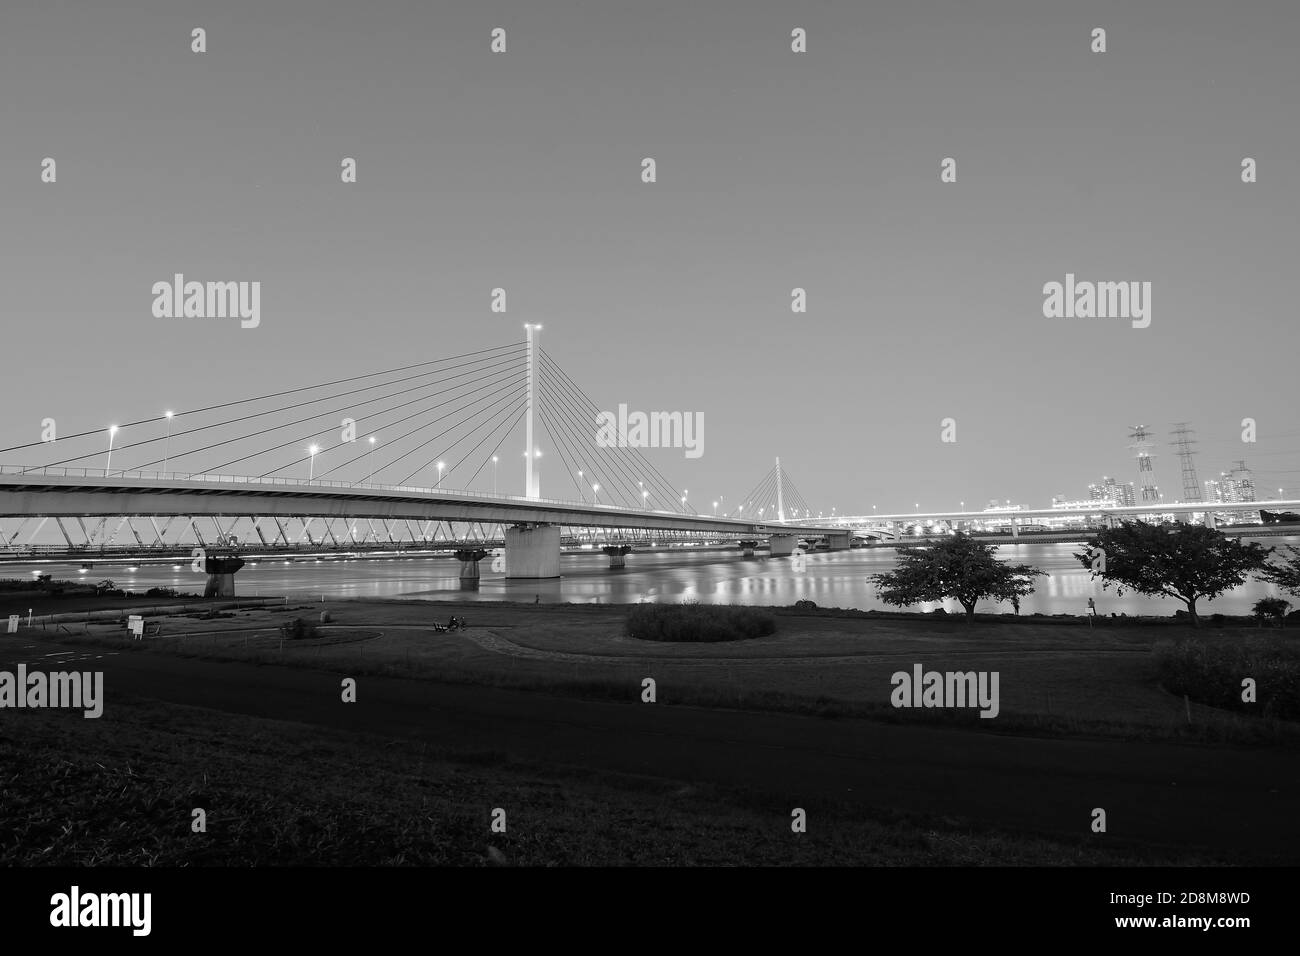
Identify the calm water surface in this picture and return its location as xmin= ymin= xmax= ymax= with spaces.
xmin=20 ymin=537 xmax=1297 ymax=618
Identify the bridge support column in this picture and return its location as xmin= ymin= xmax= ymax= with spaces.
xmin=603 ymin=545 xmax=632 ymax=570
xmin=826 ymin=532 xmax=852 ymax=551
xmin=505 ymin=524 xmax=560 ymax=579
xmin=739 ymin=540 xmax=758 ymax=558
xmin=1009 ymin=519 xmax=1019 ymax=539
xmin=455 ymin=548 xmax=490 ymax=590
xmin=768 ymin=534 xmax=798 ymax=557
xmin=1204 ymin=511 xmax=1217 ymax=530
xmin=203 ymin=555 xmax=245 ymax=598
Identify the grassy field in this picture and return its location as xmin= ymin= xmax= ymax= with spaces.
xmin=0 ymin=696 xmax=1236 ymax=866
xmin=31 ymin=598 xmax=1299 ymax=745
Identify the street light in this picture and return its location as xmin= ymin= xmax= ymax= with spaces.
xmin=713 ymin=501 xmax=719 ymax=515
xmin=642 ymin=489 xmax=649 ymax=510
xmin=578 ymin=470 xmax=585 ymax=503
xmin=436 ymin=461 xmax=445 ymax=490
xmin=163 ymin=411 xmax=174 ymax=475
xmin=492 ymin=455 xmax=499 ymax=494
xmin=308 ymin=444 xmax=319 ymax=482
xmin=592 ymin=483 xmax=600 ymax=505
xmin=105 ymin=425 xmax=118 ymax=477
xmin=367 ymin=436 xmax=377 ymax=484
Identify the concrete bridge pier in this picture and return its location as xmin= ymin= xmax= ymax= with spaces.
xmin=455 ymin=548 xmax=490 ymax=590
xmin=603 ymin=544 xmax=632 ymax=570
xmin=1204 ymin=511 xmax=1217 ymax=530
xmin=505 ymin=524 xmax=561 ymax=579
xmin=203 ymin=555 xmax=245 ymax=598
xmin=768 ymin=534 xmax=799 ymax=557
xmin=826 ymin=532 xmax=853 ymax=551
xmin=739 ymin=540 xmax=758 ymax=558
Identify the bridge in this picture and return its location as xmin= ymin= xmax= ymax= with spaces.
xmin=0 ymin=330 xmax=847 ymax=592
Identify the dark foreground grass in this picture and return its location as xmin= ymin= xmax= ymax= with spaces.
xmin=626 ymin=602 xmax=776 ymax=642
xmin=35 ymin=624 xmax=1300 ymax=747
xmin=0 ymin=696 xmax=1238 ymax=866
xmin=1156 ymin=636 xmax=1300 ymax=720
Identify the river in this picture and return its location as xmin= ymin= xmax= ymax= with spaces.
xmin=17 ymin=537 xmax=1298 ymax=617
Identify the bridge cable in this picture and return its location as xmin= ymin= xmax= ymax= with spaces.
xmin=539 ymin=348 xmax=688 ymax=511
xmin=536 ymin=364 xmax=653 ymax=510
xmin=0 ymin=342 xmax=525 ymax=458
xmin=538 ymin=350 xmax=686 ymax=512
xmin=296 ymin=373 xmax=527 ymax=484
xmin=25 ymin=348 xmax=526 ymax=470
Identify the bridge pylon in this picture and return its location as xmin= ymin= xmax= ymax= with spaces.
xmin=203 ymin=554 xmax=245 ymax=598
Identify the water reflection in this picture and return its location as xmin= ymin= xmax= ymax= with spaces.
xmin=18 ymin=538 xmax=1295 ymax=617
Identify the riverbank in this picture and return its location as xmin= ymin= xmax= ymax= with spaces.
xmin=18 ymin=596 xmax=1298 ymax=746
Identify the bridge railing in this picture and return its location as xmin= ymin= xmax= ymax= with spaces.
xmin=0 ymin=464 xmax=737 ymax=521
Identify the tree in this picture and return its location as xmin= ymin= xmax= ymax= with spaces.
xmin=1251 ymin=597 xmax=1290 ymax=629
xmin=1076 ymin=522 xmax=1271 ymax=627
xmin=871 ymin=532 xmax=1044 ymax=623
xmin=1260 ymin=545 xmax=1300 ymax=596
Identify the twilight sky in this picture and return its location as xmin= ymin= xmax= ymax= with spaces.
xmin=1 ymin=0 xmax=1297 ymax=514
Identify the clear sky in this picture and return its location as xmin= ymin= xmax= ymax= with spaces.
xmin=1 ymin=0 xmax=1296 ymax=513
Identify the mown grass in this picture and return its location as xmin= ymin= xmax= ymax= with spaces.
xmin=0 ymin=697 xmax=1240 ymax=866
xmin=34 ymin=610 xmax=1300 ymax=747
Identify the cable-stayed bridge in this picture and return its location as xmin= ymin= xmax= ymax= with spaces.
xmin=0 ymin=331 xmax=847 ymax=590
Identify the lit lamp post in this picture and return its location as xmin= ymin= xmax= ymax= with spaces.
xmin=642 ymin=489 xmax=649 ymax=510
xmin=367 ymin=436 xmax=377 ymax=484
xmin=592 ymin=483 xmax=600 ymax=506
xmin=308 ymin=445 xmax=319 ymax=482
xmin=163 ymin=411 xmax=174 ymax=475
xmin=492 ymin=455 xmax=499 ymax=494
xmin=578 ymin=470 xmax=585 ymax=503
xmin=713 ymin=501 xmax=718 ymax=515
xmin=105 ymin=425 xmax=118 ymax=477
xmin=436 ymin=461 xmax=445 ymax=490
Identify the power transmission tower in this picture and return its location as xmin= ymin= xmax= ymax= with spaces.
xmin=1128 ymin=425 xmax=1161 ymax=503
xmin=1170 ymin=422 xmax=1202 ymax=502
